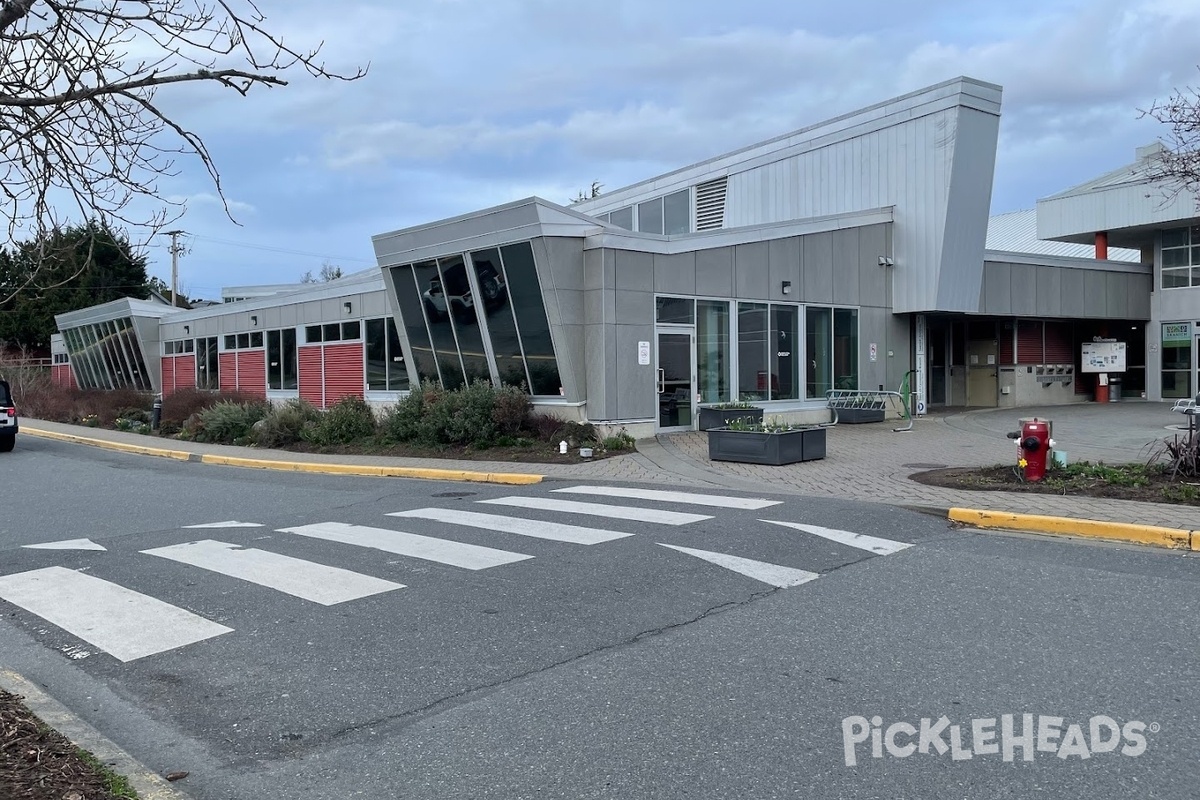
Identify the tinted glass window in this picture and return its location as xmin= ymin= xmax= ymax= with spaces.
xmin=500 ymin=242 xmax=562 ymax=395
xmin=366 ymin=318 xmax=387 ymax=391
xmin=610 ymin=206 xmax=634 ymax=230
xmin=389 ymin=265 xmax=440 ymax=384
xmin=472 ymin=248 xmax=529 ymax=388
xmin=656 ymin=296 xmax=695 ymax=324
xmin=268 ymin=330 xmax=282 ymax=389
xmin=386 ymin=317 xmax=408 ymax=391
xmin=771 ymin=305 xmax=799 ymax=401
xmin=638 ymin=198 xmax=664 ymax=234
xmin=439 ymin=255 xmax=490 ymax=384
xmin=834 ymin=309 xmax=859 ymax=391
xmin=737 ymin=303 xmax=768 ymax=400
xmin=305 ymin=325 xmax=322 ymax=344
xmin=342 ymin=321 xmax=360 ymax=340
xmin=663 ymin=189 xmax=690 ymax=235
xmin=806 ymin=306 xmax=833 ymax=399
xmin=282 ymin=328 xmax=297 ymax=390
xmin=322 ymin=323 xmax=340 ymax=342
xmin=415 ymin=259 xmax=465 ymax=389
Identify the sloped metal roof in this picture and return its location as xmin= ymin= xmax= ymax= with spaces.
xmin=986 ymin=209 xmax=1140 ymax=261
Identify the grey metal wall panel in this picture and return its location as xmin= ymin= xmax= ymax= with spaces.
xmin=696 ymin=247 xmax=734 ymax=296
xmin=832 ymin=228 xmax=861 ymax=305
xmin=615 ymin=325 xmax=655 ymax=420
xmin=859 ymin=306 xmax=890 ymax=391
xmin=541 ymin=237 xmax=586 ymax=292
xmin=802 ymin=233 xmax=834 ymax=303
xmin=584 ymin=249 xmax=607 ymax=291
xmin=886 ymin=314 xmax=913 ymax=391
xmin=768 ymin=237 xmax=801 ymax=305
xmin=1062 ymin=271 xmax=1087 ymax=317
xmin=1009 ymin=264 xmax=1037 ymax=316
xmin=584 ymin=288 xmax=614 ymax=327
xmin=584 ymin=323 xmax=612 ymax=420
xmin=555 ymin=290 xmax=584 ymax=330
xmin=614 ymin=250 xmax=654 ymax=292
xmin=654 ymin=252 xmax=697 ymax=295
xmin=935 ymin=108 xmax=998 ymax=311
xmin=734 ymin=241 xmax=770 ymax=299
xmin=1128 ymin=275 xmax=1152 ymax=319
xmin=614 ymin=290 xmax=653 ymax=325
xmin=555 ymin=323 xmax=586 ymax=403
xmin=1035 ymin=267 xmax=1062 ymax=317
xmin=982 ymin=263 xmax=1010 ymax=315
xmin=1105 ymin=272 xmax=1126 ymax=318
xmin=857 ymin=225 xmax=888 ymax=308
xmin=1084 ymin=274 xmax=1106 ymax=317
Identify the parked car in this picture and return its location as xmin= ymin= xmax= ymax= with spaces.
xmin=422 ymin=277 xmax=474 ymax=322
xmin=0 ymin=379 xmax=18 ymax=453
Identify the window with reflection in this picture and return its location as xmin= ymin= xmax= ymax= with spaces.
xmin=806 ymin=306 xmax=833 ymax=399
xmin=438 ymin=255 xmax=490 ymax=384
xmin=663 ymin=189 xmax=690 ymax=235
xmin=834 ymin=309 xmax=859 ymax=390
xmin=414 ymin=258 xmax=466 ymax=389
xmin=365 ymin=317 xmax=409 ymax=392
xmin=471 ymin=248 xmax=529 ymax=388
xmin=267 ymin=329 xmax=298 ymax=390
xmin=389 ymin=265 xmax=440 ymax=384
xmin=638 ymin=198 xmax=664 ymax=234
xmin=197 ymin=336 xmax=220 ymax=390
xmin=610 ymin=206 xmax=634 ymax=230
xmin=737 ymin=303 xmax=769 ymax=400
xmin=500 ymin=242 xmax=562 ymax=395
xmin=771 ymin=306 xmax=799 ymax=401
xmin=656 ymin=296 xmax=695 ymax=325
xmin=697 ymin=300 xmax=730 ymax=403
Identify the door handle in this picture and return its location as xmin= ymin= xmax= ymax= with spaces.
xmin=657 ymin=368 xmax=665 ymax=393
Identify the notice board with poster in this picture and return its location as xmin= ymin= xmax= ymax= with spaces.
xmin=1081 ymin=341 xmax=1127 ymax=373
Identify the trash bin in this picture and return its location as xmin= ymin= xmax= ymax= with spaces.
xmin=1108 ymin=375 xmax=1122 ymax=403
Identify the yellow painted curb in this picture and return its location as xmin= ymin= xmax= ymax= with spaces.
xmin=23 ymin=427 xmax=193 ymax=462
xmin=197 ymin=454 xmax=543 ymax=485
xmin=948 ymin=507 xmax=1198 ymax=551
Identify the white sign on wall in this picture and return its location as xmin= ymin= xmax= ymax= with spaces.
xmin=869 ymin=343 xmax=878 ymax=363
xmin=637 ymin=341 xmax=651 ymax=365
xmin=1081 ymin=341 xmax=1127 ymax=373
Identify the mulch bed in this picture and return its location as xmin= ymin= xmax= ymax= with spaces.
xmin=0 ymin=689 xmax=127 ymax=800
xmin=911 ymin=465 xmax=1200 ymax=506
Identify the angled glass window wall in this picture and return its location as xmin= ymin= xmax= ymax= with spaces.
xmin=388 ymin=240 xmax=564 ymax=397
xmin=60 ymin=318 xmax=153 ymax=392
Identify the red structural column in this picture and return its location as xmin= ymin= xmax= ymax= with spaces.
xmin=1095 ymin=231 xmax=1108 ymax=260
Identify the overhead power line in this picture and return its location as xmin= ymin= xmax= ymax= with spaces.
xmin=181 ymin=234 xmax=375 ymax=264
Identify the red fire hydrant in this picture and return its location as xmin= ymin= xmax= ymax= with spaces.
xmin=1007 ymin=418 xmax=1052 ymax=481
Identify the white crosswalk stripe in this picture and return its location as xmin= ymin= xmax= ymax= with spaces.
xmin=0 ymin=566 xmax=232 ymax=662
xmin=389 ymin=508 xmax=632 ymax=545
xmin=659 ymin=544 xmax=819 ymax=588
xmin=278 ymin=522 xmax=532 ymax=570
xmin=552 ymin=485 xmax=782 ymax=510
xmin=761 ymin=520 xmax=913 ymax=555
xmin=142 ymin=540 xmax=404 ymax=605
xmin=477 ymin=496 xmax=711 ymax=525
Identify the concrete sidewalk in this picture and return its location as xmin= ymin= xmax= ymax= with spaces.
xmin=21 ymin=402 xmax=1200 ymax=531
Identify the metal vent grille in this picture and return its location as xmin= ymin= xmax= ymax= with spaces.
xmin=694 ymin=177 xmax=728 ymax=231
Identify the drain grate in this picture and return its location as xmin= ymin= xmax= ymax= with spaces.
xmin=432 ymin=491 xmax=477 ymax=498
xmin=902 ymin=463 xmax=948 ymax=469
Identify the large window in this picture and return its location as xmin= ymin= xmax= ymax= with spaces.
xmin=737 ymin=303 xmax=769 ymax=400
xmin=267 ymin=329 xmax=298 ymax=390
xmin=59 ymin=318 xmax=152 ymax=392
xmin=388 ymin=241 xmax=564 ymax=396
xmin=771 ymin=306 xmax=799 ymax=400
xmin=806 ymin=307 xmax=833 ymax=400
xmin=834 ymin=308 xmax=859 ymax=390
xmin=1162 ymin=226 xmax=1200 ymax=289
xmin=196 ymin=337 xmax=220 ymax=390
xmin=365 ymin=317 xmax=409 ymax=392
xmin=1161 ymin=324 xmax=1193 ymax=399
xmin=697 ymin=300 xmax=730 ymax=403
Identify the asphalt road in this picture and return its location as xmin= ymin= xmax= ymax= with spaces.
xmin=2 ymin=435 xmax=1198 ymax=799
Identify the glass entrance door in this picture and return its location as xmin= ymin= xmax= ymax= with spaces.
xmin=657 ymin=329 xmax=695 ymax=431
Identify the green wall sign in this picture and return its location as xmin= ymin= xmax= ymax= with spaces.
xmin=1162 ymin=322 xmax=1192 ymax=344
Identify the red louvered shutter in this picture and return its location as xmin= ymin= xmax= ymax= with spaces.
xmin=298 ymin=346 xmax=324 ymax=407
xmin=1016 ymin=320 xmax=1043 ymax=363
xmin=236 ymin=351 xmax=267 ymax=397
xmin=161 ymin=357 xmax=176 ymax=395
xmin=322 ymin=343 xmax=364 ymax=405
xmin=998 ymin=323 xmax=1015 ymax=364
xmin=1043 ymin=322 xmax=1074 ymax=364
xmin=219 ymin=353 xmax=238 ymax=393
xmin=174 ymin=356 xmax=196 ymax=390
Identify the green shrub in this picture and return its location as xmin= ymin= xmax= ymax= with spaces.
xmin=491 ymin=384 xmax=531 ymax=435
xmin=601 ymin=431 xmax=636 ymax=451
xmin=379 ymin=381 xmax=440 ymax=445
xmin=554 ymin=420 xmax=597 ymax=447
xmin=253 ymin=399 xmax=322 ymax=448
xmin=162 ymin=388 xmax=260 ymax=434
xmin=193 ymin=400 xmax=269 ymax=444
xmin=524 ymin=413 xmax=565 ymax=442
xmin=303 ymin=396 xmax=377 ymax=447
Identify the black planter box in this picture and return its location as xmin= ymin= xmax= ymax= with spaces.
xmin=698 ymin=406 xmax=764 ymax=431
xmin=707 ymin=426 xmax=826 ymax=465
xmin=834 ymin=407 xmax=886 ymax=424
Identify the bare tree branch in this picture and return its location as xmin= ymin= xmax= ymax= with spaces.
xmin=0 ymin=0 xmax=367 ymax=297
xmin=1140 ymin=68 xmax=1200 ymax=202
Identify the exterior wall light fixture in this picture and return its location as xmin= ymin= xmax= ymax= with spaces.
xmin=250 ymin=315 xmax=258 ymax=326
xmin=183 ymin=325 xmax=190 ymax=335
xmin=878 ymin=256 xmax=894 ymax=267
xmin=344 ymin=301 xmax=352 ymax=314
xmin=781 ymin=281 xmax=792 ymax=294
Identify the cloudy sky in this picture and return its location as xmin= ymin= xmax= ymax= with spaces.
xmin=143 ymin=0 xmax=1200 ymax=299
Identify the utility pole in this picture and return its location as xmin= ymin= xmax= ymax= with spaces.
xmin=164 ymin=230 xmax=186 ymax=307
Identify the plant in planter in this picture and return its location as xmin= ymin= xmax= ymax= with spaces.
xmin=698 ymin=400 xmax=764 ymax=431
xmin=707 ymin=415 xmax=826 ymax=465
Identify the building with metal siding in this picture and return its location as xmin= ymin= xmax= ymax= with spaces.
xmin=48 ymin=75 xmax=1182 ymax=434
